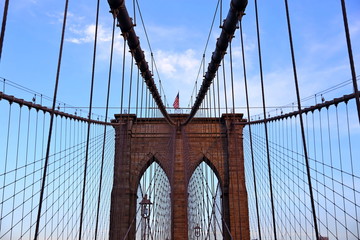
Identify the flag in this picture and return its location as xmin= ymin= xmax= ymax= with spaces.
xmin=173 ymin=92 xmax=179 ymax=109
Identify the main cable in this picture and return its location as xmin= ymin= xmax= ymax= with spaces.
xmin=108 ymin=0 xmax=174 ymax=125
xmin=183 ymin=0 xmax=248 ymax=125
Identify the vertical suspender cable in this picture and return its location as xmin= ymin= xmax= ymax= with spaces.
xmin=34 ymin=0 xmax=69 ymax=238
xmin=345 ymin=103 xmax=359 ymax=237
xmin=145 ymin=87 xmax=148 ymax=117
xmin=30 ymin=107 xmax=39 ymax=238
xmin=128 ymin=54 xmax=134 ymax=114
xmin=79 ymin=0 xmax=100 ymax=238
xmin=191 ymin=0 xmax=220 ymax=115
xmin=283 ymin=1 xmax=319 ymax=239
xmin=209 ymin=85 xmax=212 ymax=117
xmin=140 ymin=74 xmax=144 ymax=117
xmin=11 ymin=107 xmax=22 ymax=240
xmin=206 ymin=89 xmax=209 ymax=117
xmin=0 ymin=0 xmax=9 ymax=60
xmin=147 ymin=88 xmax=150 ymax=117
xmin=21 ymin=110 xmax=31 ymax=237
xmin=229 ymin=40 xmax=235 ymax=114
xmin=220 ymin=0 xmax=223 ymax=27
xmin=132 ymin=0 xmax=136 ymax=25
xmin=182 ymin=0 xmax=247 ymax=125
xmin=159 ymin=78 xmax=162 ymax=100
xmin=120 ymin=37 xmax=127 ymax=114
xmin=136 ymin=68 xmax=140 ymax=116
xmin=217 ymin=73 xmax=221 ymax=117
xmin=222 ymin=59 xmax=228 ymax=114
xmin=203 ymin=54 xmax=206 ymax=78
xmin=151 ymin=52 xmax=154 ymax=73
xmin=340 ymin=0 xmax=360 ymax=123
xmin=212 ymin=75 xmax=217 ymax=117
xmin=229 ymin=38 xmax=243 ymax=237
xmin=240 ymin=18 xmax=262 ymax=240
xmin=254 ymin=0 xmax=277 ymax=239
xmin=0 ymin=105 xmax=11 ymax=234
xmin=94 ymin=17 xmax=116 ymax=240
xmin=111 ymin=0 xmax=174 ymax=124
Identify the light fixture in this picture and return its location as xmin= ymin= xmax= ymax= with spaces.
xmin=194 ymin=224 xmax=201 ymax=239
xmin=139 ymin=194 xmax=152 ymax=219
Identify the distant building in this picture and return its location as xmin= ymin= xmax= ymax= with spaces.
xmin=319 ymin=236 xmax=329 ymax=240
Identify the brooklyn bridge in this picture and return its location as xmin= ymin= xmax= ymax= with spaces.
xmin=0 ymin=0 xmax=359 ymax=239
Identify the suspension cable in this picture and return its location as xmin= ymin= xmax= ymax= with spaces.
xmin=188 ymin=0 xmax=220 ymax=109
xmin=136 ymin=68 xmax=140 ymax=116
xmin=254 ymin=0 xmax=278 ymax=239
xmin=283 ymin=0 xmax=319 ymax=239
xmin=183 ymin=0 xmax=248 ymax=125
xmin=94 ymin=16 xmax=116 ymax=240
xmin=0 ymin=0 xmax=9 ymax=60
xmin=229 ymin=40 xmax=236 ymax=114
xmin=108 ymin=0 xmax=174 ymax=125
xmin=34 ymin=0 xmax=69 ymax=238
xmin=340 ymin=0 xmax=360 ymax=123
xmin=222 ymin=59 xmax=228 ymax=114
xmin=240 ymin=17 xmax=262 ymax=240
xmin=78 ymin=0 xmax=100 ymax=238
xmin=120 ymin=37 xmax=127 ymax=115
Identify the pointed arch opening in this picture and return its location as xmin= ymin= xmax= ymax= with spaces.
xmin=135 ymin=161 xmax=171 ymax=239
xmin=187 ymin=161 xmax=223 ymax=239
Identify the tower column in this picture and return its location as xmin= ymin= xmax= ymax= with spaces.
xmin=110 ymin=115 xmax=136 ymax=240
xmin=222 ymin=114 xmax=250 ymax=240
xmin=171 ymin=127 xmax=188 ymax=239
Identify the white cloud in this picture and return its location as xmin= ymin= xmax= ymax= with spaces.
xmin=46 ymin=11 xmax=85 ymax=25
xmin=66 ymin=24 xmax=112 ymax=44
xmin=155 ymin=49 xmax=200 ymax=84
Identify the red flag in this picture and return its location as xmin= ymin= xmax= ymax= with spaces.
xmin=173 ymin=93 xmax=179 ymax=109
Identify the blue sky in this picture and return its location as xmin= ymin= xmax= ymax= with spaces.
xmin=0 ymin=0 xmax=359 ymax=119
xmin=0 ymin=1 xmax=359 ymax=238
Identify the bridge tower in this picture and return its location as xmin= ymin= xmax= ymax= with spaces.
xmin=109 ymin=113 xmax=250 ymax=240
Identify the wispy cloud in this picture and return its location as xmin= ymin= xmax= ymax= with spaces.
xmin=66 ymin=24 xmax=112 ymax=44
xmin=149 ymin=49 xmax=202 ymax=104
xmin=155 ymin=49 xmax=199 ymax=84
xmin=46 ymin=11 xmax=85 ymax=25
